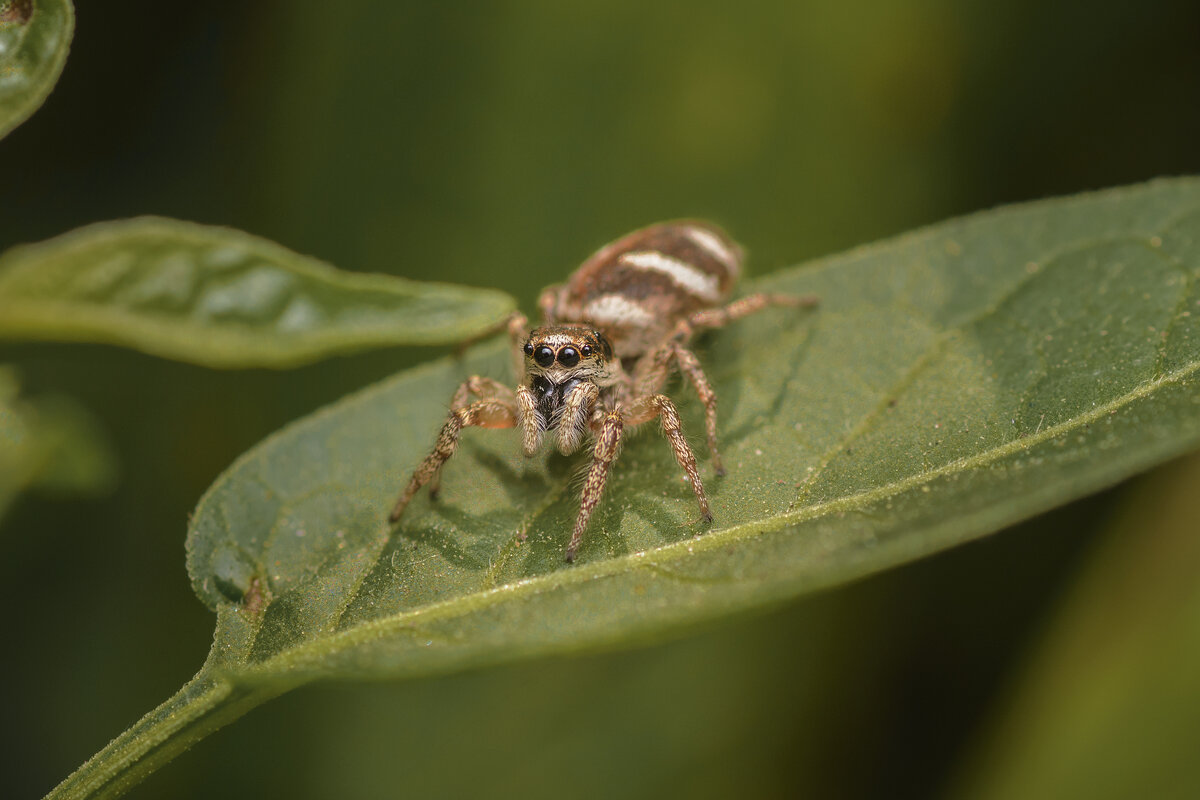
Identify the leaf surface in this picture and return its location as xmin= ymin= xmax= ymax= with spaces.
xmin=0 ymin=0 xmax=72 ymax=140
xmin=0 ymin=218 xmax=516 ymax=366
xmin=0 ymin=367 xmax=115 ymax=520
xmin=50 ymin=179 xmax=1200 ymax=798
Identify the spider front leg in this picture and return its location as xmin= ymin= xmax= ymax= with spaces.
xmin=564 ymin=394 xmax=713 ymax=562
xmin=389 ymin=384 xmax=517 ymax=523
xmin=434 ymin=376 xmax=521 ymax=497
xmin=566 ymin=410 xmax=623 ymax=563
xmin=450 ymin=375 xmax=515 ymax=411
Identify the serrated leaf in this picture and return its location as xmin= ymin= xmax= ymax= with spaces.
xmin=0 ymin=0 xmax=72 ymax=140
xmin=0 ymin=217 xmax=516 ymax=367
xmin=49 ymin=179 xmax=1200 ymax=799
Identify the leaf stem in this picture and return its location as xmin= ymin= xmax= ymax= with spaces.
xmin=45 ymin=672 xmax=287 ymax=800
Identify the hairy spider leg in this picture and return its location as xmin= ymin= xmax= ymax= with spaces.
xmin=623 ymin=394 xmax=712 ymax=526
xmin=389 ymin=389 xmax=517 ymax=523
xmin=686 ymin=292 xmax=818 ymax=330
xmin=566 ymin=410 xmax=623 ymax=563
xmin=629 ymin=293 xmax=818 ymax=477
xmin=565 ymin=394 xmax=714 ymax=562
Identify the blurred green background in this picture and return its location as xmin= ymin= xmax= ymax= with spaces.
xmin=4 ymin=1 xmax=1200 ymax=797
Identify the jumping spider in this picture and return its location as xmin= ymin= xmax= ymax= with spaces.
xmin=389 ymin=221 xmax=817 ymax=562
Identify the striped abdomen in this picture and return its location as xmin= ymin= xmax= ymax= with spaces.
xmin=543 ymin=221 xmax=744 ymax=357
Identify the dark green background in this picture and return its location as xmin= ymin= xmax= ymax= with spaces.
xmin=4 ymin=1 xmax=1200 ymax=797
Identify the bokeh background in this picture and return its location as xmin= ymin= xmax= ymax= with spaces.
xmin=4 ymin=1 xmax=1200 ymax=797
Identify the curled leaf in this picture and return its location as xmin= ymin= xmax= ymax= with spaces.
xmin=0 ymin=0 xmax=73 ymax=139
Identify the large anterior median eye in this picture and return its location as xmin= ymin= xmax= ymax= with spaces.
xmin=557 ymin=347 xmax=580 ymax=367
xmin=534 ymin=345 xmax=555 ymax=367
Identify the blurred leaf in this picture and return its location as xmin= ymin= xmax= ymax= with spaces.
xmin=49 ymin=178 xmax=1200 ymax=798
xmin=0 ymin=218 xmax=516 ymax=368
xmin=0 ymin=0 xmax=72 ymax=140
xmin=949 ymin=451 xmax=1200 ymax=800
xmin=0 ymin=366 xmax=116 ymax=520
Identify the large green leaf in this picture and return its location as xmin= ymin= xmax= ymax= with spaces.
xmin=49 ymin=179 xmax=1200 ymax=798
xmin=0 ymin=218 xmax=516 ymax=367
xmin=0 ymin=0 xmax=72 ymax=140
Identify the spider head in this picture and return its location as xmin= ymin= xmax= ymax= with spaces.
xmin=522 ymin=326 xmax=611 ymax=377
xmin=522 ymin=326 xmax=613 ymax=426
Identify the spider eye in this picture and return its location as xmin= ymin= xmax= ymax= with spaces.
xmin=557 ymin=346 xmax=580 ymax=367
xmin=580 ymin=344 xmax=593 ymax=357
xmin=534 ymin=346 xmax=555 ymax=367
xmin=523 ymin=341 xmax=534 ymax=356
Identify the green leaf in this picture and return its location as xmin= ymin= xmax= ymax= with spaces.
xmin=0 ymin=217 xmax=516 ymax=367
xmin=0 ymin=0 xmax=73 ymax=140
xmin=0 ymin=366 xmax=116 ymax=520
xmin=949 ymin=452 xmax=1200 ymax=800
xmin=49 ymin=178 xmax=1200 ymax=798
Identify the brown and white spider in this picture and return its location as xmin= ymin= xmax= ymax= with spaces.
xmin=389 ymin=221 xmax=817 ymax=562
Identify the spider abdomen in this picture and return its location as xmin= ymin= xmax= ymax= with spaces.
xmin=542 ymin=221 xmax=744 ymax=357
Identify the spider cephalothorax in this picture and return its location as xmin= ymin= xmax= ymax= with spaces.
xmin=518 ymin=326 xmax=617 ymax=450
xmin=524 ymin=327 xmax=612 ymax=418
xmin=389 ymin=221 xmax=817 ymax=562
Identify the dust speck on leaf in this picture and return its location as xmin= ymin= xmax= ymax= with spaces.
xmin=242 ymin=577 xmax=269 ymax=617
